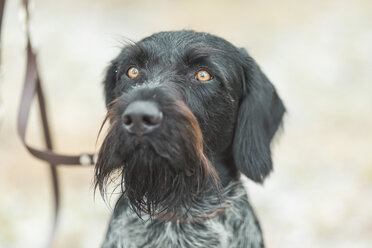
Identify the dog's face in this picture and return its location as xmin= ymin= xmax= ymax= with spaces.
xmin=95 ymin=31 xmax=285 ymax=216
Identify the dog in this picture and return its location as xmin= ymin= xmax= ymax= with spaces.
xmin=95 ymin=30 xmax=285 ymax=248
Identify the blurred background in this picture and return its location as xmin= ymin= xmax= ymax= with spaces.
xmin=1 ymin=0 xmax=371 ymax=247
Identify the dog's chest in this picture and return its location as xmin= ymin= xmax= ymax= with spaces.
xmin=104 ymin=214 xmax=229 ymax=248
xmin=102 ymin=183 xmax=264 ymax=248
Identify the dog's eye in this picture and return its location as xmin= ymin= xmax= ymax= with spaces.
xmin=196 ymin=70 xmax=212 ymax=82
xmin=127 ymin=67 xmax=139 ymax=79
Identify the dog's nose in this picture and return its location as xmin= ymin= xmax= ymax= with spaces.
xmin=122 ymin=101 xmax=163 ymax=135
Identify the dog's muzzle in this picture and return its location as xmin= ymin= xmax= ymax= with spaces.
xmin=122 ymin=101 xmax=163 ymax=136
xmin=95 ymin=83 xmax=221 ymax=216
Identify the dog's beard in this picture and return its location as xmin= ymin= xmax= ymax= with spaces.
xmin=95 ymin=98 xmax=220 ymax=218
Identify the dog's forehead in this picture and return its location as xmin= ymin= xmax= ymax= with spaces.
xmin=137 ymin=31 xmax=238 ymax=61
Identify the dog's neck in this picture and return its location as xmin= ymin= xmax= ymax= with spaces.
xmin=153 ymin=203 xmax=230 ymax=223
xmin=140 ymin=179 xmax=244 ymax=223
xmin=150 ymin=152 xmax=241 ymax=222
xmin=152 ymin=153 xmax=239 ymax=221
xmin=210 ymin=152 xmax=239 ymax=186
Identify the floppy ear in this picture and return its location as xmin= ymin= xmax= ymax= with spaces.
xmin=233 ymin=49 xmax=285 ymax=183
xmin=103 ymin=61 xmax=118 ymax=108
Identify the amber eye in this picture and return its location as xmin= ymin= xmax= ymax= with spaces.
xmin=127 ymin=66 xmax=139 ymax=78
xmin=196 ymin=70 xmax=212 ymax=82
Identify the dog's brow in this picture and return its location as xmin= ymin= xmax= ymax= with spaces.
xmin=184 ymin=47 xmax=221 ymax=65
xmin=125 ymin=43 xmax=148 ymax=64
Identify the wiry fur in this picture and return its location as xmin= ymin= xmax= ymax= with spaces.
xmin=102 ymin=182 xmax=263 ymax=248
xmin=95 ymin=84 xmax=220 ymax=217
xmin=96 ymin=30 xmax=285 ymax=247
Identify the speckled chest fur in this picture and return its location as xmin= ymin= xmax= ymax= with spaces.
xmin=102 ymin=181 xmax=264 ymax=248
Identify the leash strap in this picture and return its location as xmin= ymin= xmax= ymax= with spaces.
xmin=18 ymin=40 xmax=96 ymax=166
xmin=18 ymin=41 xmax=97 ymax=166
xmin=17 ymin=0 xmax=96 ymax=166
xmin=0 ymin=0 xmax=96 ymax=246
xmin=16 ymin=1 xmax=96 ymax=163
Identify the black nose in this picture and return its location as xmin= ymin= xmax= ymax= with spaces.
xmin=122 ymin=101 xmax=163 ymax=135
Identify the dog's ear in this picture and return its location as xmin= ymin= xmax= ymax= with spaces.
xmin=233 ymin=49 xmax=285 ymax=183
xmin=103 ymin=61 xmax=118 ymax=108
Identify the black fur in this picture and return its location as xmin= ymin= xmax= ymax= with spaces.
xmin=95 ymin=30 xmax=285 ymax=247
xmin=233 ymin=50 xmax=285 ymax=183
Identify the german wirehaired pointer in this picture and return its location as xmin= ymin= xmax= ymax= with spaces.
xmin=95 ymin=30 xmax=285 ymax=247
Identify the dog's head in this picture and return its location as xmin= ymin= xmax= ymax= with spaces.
xmin=95 ymin=31 xmax=285 ymax=216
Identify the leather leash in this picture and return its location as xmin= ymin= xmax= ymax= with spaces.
xmin=0 ymin=0 xmax=95 ymax=247
xmin=18 ymin=0 xmax=96 ymax=167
